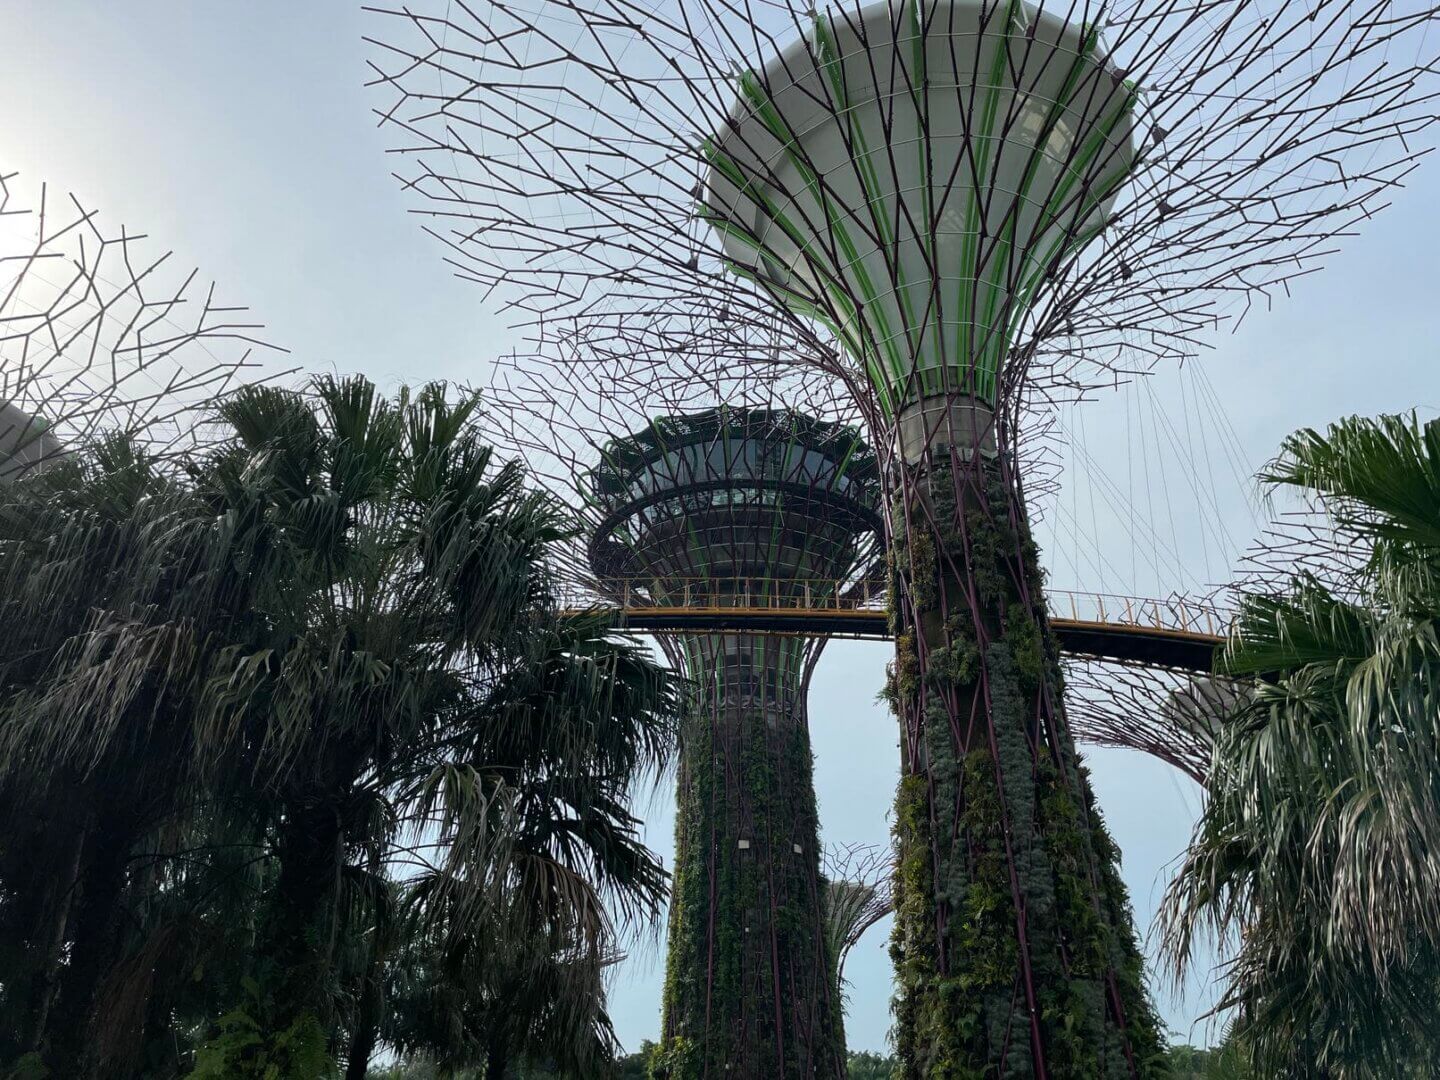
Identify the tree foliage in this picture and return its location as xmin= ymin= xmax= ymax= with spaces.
xmin=1163 ymin=1042 xmax=1251 ymax=1079
xmin=0 ymin=376 xmax=681 ymax=1079
xmin=1161 ymin=413 xmax=1440 ymax=1077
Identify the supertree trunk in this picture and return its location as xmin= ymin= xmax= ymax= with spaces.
xmin=656 ymin=634 xmax=846 ymax=1079
xmin=886 ymin=442 xmax=1165 ymax=1079
xmin=571 ymin=406 xmax=880 ymax=1077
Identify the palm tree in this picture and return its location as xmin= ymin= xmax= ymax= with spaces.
xmin=0 ymin=376 xmax=681 ymax=1078
xmin=1160 ymin=413 xmax=1440 ymax=1077
xmin=365 ymin=611 xmax=676 ymax=1078
xmin=0 ymin=436 xmax=236 ymax=1073
xmin=180 ymin=377 xmax=679 ymax=1074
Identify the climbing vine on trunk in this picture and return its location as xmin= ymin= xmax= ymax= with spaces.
xmin=886 ymin=457 xmax=1165 ymax=1079
xmin=652 ymin=656 xmax=846 ymax=1079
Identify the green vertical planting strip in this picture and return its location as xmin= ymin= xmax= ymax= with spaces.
xmin=886 ymin=459 xmax=1168 ymax=1077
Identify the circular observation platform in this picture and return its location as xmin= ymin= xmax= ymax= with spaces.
xmin=585 ymin=406 xmax=883 ymax=603
xmin=579 ymin=408 xmax=1219 ymax=673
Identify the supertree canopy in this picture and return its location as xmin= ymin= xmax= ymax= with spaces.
xmin=701 ymin=0 xmax=1137 ymax=428
xmin=1061 ymin=657 xmax=1225 ymax=784
xmin=367 ymin=0 xmax=1437 ymax=1074
xmin=586 ymin=405 xmax=881 ymax=1078
xmin=0 ymin=171 xmax=280 ymax=476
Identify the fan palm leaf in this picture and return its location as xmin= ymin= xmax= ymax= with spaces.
xmin=1162 ymin=412 xmax=1440 ymax=1078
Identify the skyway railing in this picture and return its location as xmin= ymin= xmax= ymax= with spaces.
xmin=1051 ymin=590 xmax=1227 ymax=637
xmin=561 ymin=578 xmax=1227 ymax=640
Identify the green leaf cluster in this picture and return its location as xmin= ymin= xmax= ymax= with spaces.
xmin=0 ymin=377 xmax=683 ymax=1080
xmin=1161 ymin=413 xmax=1440 ymax=1077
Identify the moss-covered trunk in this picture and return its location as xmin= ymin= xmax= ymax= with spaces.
xmin=652 ymin=634 xmax=847 ymax=1079
xmin=886 ymin=454 xmax=1165 ymax=1079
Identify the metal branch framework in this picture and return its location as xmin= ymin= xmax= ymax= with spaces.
xmin=365 ymin=0 xmax=1437 ymax=427
xmin=821 ymin=842 xmax=897 ymax=991
xmin=0 ymin=171 xmax=283 ymax=475
xmin=1061 ymin=657 xmax=1232 ymax=783
xmin=365 ymin=1 xmax=1438 ymax=1074
xmin=1063 ymin=503 xmax=1388 ymax=788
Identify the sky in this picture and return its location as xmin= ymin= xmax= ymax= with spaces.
xmin=3 ymin=0 xmax=1439 ymax=1059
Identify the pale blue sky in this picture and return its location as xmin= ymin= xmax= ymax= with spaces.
xmin=4 ymin=0 xmax=1438 ymax=1058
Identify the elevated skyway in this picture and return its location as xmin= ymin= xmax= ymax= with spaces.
xmin=565 ymin=579 xmax=1225 ymax=673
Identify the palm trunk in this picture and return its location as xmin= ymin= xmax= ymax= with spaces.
xmin=268 ymin=796 xmax=345 ymax=1028
xmin=21 ymin=819 xmax=86 ymax=1053
xmin=44 ymin=817 xmax=131 ymax=1076
xmin=485 ymin=1034 xmax=510 ymax=1080
xmin=344 ymin=943 xmax=384 ymax=1080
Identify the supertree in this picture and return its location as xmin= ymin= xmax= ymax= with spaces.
xmin=1 ymin=170 xmax=280 ymax=475
xmin=1061 ymin=657 xmax=1227 ymax=784
xmin=492 ymin=358 xmax=882 ymax=1076
xmin=1058 ymin=503 xmax=1388 ymax=787
xmin=366 ymin=0 xmax=1439 ymax=1074
xmin=1058 ymin=504 xmax=1381 ymax=787
xmin=822 ymin=842 xmax=897 ymax=993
